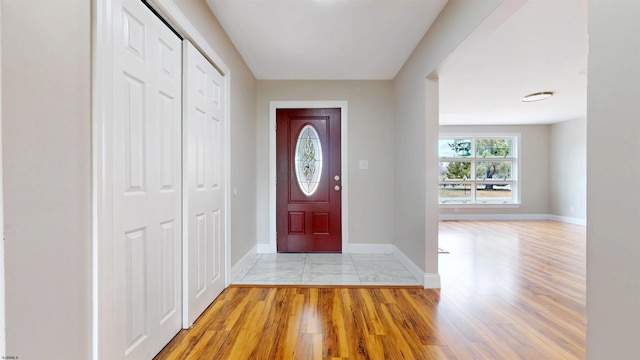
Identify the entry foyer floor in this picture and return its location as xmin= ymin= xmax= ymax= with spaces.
xmin=157 ymin=220 xmax=586 ymax=359
xmin=231 ymin=253 xmax=422 ymax=286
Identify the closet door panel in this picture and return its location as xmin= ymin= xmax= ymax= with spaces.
xmin=183 ymin=40 xmax=227 ymax=327
xmin=112 ymin=1 xmax=183 ymax=358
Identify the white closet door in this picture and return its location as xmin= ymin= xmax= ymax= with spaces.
xmin=112 ymin=1 xmax=182 ymax=358
xmin=183 ymin=40 xmax=227 ymax=327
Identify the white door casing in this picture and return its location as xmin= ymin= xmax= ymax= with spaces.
xmin=183 ymin=40 xmax=227 ymax=327
xmin=268 ymin=101 xmax=349 ymax=253
xmin=112 ymin=0 xmax=183 ymax=357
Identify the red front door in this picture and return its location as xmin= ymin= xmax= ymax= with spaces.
xmin=276 ymin=108 xmax=342 ymax=252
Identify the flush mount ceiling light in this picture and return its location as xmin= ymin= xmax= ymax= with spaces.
xmin=522 ymin=91 xmax=554 ymax=102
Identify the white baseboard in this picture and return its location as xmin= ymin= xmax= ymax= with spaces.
xmin=230 ymin=245 xmax=258 ymax=283
xmin=391 ymin=246 xmax=428 ymax=287
xmin=439 ymin=213 xmax=586 ymax=226
xmin=439 ymin=213 xmax=549 ymax=221
xmin=257 ymin=243 xmax=275 ymax=254
xmin=344 ymin=243 xmax=393 ymax=254
xmin=423 ymin=273 xmax=441 ymax=289
xmin=255 ymin=243 xmax=394 ymax=254
xmin=548 ymin=214 xmax=586 ymax=226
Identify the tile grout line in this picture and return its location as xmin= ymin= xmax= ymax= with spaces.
xmin=233 ymin=253 xmax=262 ymax=283
xmin=234 ymin=253 xmax=420 ymax=286
xmin=299 ymin=254 xmax=308 ymax=285
xmin=350 ymin=253 xmax=366 ymax=285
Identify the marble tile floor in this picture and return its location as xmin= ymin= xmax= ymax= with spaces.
xmin=232 ymin=253 xmax=422 ymax=286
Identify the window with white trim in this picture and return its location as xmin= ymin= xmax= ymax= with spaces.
xmin=439 ymin=135 xmax=518 ymax=205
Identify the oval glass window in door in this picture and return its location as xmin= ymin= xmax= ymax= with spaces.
xmin=295 ymin=125 xmax=323 ymax=196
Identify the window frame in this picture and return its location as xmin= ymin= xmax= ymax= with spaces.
xmin=438 ymin=133 xmax=520 ymax=207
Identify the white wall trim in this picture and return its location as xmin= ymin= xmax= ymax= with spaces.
xmin=268 ymin=101 xmax=349 ymax=253
xmin=423 ymin=273 xmax=441 ymax=289
xmin=92 ymin=0 xmax=115 ymax=357
xmin=548 ymin=214 xmax=587 ymax=226
xmin=392 ymin=246 xmax=427 ymax=287
xmin=439 ymin=213 xmax=586 ymax=226
xmin=345 ymin=243 xmax=393 ymax=254
xmin=230 ymin=245 xmax=259 ymax=283
xmin=257 ymin=244 xmax=275 ymax=254
xmin=439 ymin=213 xmax=549 ymax=221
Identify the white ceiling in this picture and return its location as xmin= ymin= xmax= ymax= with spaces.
xmin=437 ymin=0 xmax=588 ymax=125
xmin=206 ymin=0 xmax=588 ymax=125
xmin=206 ymin=0 xmax=447 ymax=80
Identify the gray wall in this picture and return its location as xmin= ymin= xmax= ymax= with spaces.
xmin=550 ymin=117 xmax=586 ymax=220
xmin=393 ymin=0 xmax=502 ymax=273
xmin=587 ymin=1 xmax=640 ymax=358
xmin=439 ymin=124 xmax=551 ymax=216
xmin=173 ymin=0 xmax=258 ymax=266
xmin=2 ymin=1 xmax=92 ymax=358
xmin=256 ymin=80 xmax=395 ymax=246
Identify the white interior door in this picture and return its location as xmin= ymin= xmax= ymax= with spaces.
xmin=112 ymin=1 xmax=183 ymax=358
xmin=183 ymin=40 xmax=227 ymax=327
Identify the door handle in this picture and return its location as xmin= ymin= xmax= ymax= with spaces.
xmin=334 ymin=185 xmax=341 ymax=191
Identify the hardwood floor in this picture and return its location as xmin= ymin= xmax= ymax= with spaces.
xmin=155 ymin=220 xmax=586 ymax=359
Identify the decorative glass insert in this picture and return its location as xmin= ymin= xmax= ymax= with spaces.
xmin=295 ymin=125 xmax=323 ymax=196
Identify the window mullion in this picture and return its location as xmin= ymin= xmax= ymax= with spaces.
xmin=471 ymin=138 xmax=476 ymax=203
xmin=470 ymin=159 xmax=475 ymax=203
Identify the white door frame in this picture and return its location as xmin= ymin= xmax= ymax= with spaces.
xmin=268 ymin=101 xmax=349 ymax=253
xmin=92 ymin=1 xmax=231 ymax=358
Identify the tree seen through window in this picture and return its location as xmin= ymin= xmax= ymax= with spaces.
xmin=439 ymin=136 xmax=517 ymax=204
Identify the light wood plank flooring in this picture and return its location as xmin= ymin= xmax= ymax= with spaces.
xmin=155 ymin=220 xmax=586 ymax=359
